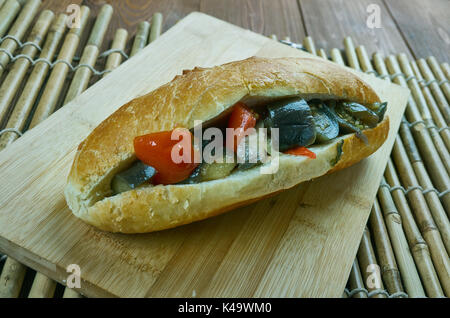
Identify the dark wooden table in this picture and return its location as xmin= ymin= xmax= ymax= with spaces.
xmin=40 ymin=0 xmax=449 ymax=62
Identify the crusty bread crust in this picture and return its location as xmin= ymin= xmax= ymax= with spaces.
xmin=64 ymin=57 xmax=388 ymax=233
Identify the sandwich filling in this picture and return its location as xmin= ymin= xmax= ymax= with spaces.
xmin=111 ymin=97 xmax=387 ymax=194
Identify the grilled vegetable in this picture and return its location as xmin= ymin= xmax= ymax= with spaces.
xmin=340 ymin=102 xmax=379 ymax=128
xmin=330 ymin=140 xmax=344 ymax=166
xmin=236 ymin=134 xmax=263 ymax=171
xmin=371 ymin=102 xmax=388 ymax=121
xmin=276 ymin=125 xmax=316 ymax=151
xmin=310 ymin=104 xmax=339 ymax=143
xmin=264 ymin=98 xmax=316 ymax=151
xmin=111 ymin=161 xmax=156 ymax=194
xmin=187 ymin=161 xmax=237 ymax=183
xmin=182 ymin=148 xmax=237 ymax=183
xmin=227 ymin=102 xmax=257 ymax=152
xmin=134 ymin=129 xmax=199 ymax=185
xmin=284 ymin=146 xmax=316 ymax=159
xmin=327 ymin=100 xmax=368 ymax=144
xmin=264 ymin=98 xmax=312 ymax=127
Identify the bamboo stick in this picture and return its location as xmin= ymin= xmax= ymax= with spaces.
xmin=27 ymin=6 xmax=91 ymax=128
xmin=440 ymin=63 xmax=449 ymax=82
xmin=63 ymin=287 xmax=83 ymax=298
xmin=398 ymin=119 xmax=450 ymax=213
xmin=330 ymin=48 xmax=345 ymax=66
xmin=397 ymin=54 xmax=437 ymax=124
xmin=0 ymin=10 xmax=55 ymax=298
xmin=362 ymin=47 xmax=442 ymax=297
xmin=0 ymin=0 xmax=20 ymax=37
xmin=317 ymin=48 xmax=327 ymax=59
xmin=396 ymin=54 xmax=450 ymax=172
xmin=392 ymin=137 xmax=450 ymax=278
xmin=400 ymin=127 xmax=450 ymax=218
xmin=354 ymin=46 xmax=373 ymax=73
xmin=357 ymin=227 xmax=387 ymax=298
xmin=0 ymin=0 xmax=41 ymax=78
xmin=62 ymin=4 xmax=113 ymax=105
xmin=149 ymin=12 xmax=163 ymax=43
xmin=0 ymin=10 xmax=54 ymax=122
xmin=373 ymin=52 xmax=388 ymax=80
xmin=102 ymin=28 xmax=128 ymax=78
xmin=398 ymin=113 xmax=450 ymax=215
xmin=369 ymin=199 xmax=406 ymax=296
xmin=355 ymin=46 xmax=374 ymax=74
xmin=62 ymin=5 xmax=114 ymax=300
xmin=129 ymin=21 xmax=150 ymax=57
xmin=400 ymin=103 xmax=450 ymax=209
xmin=3 ymin=14 xmax=68 ymax=296
xmin=356 ymin=46 xmax=425 ymax=297
xmin=392 ymin=136 xmax=450 ymax=262
xmin=377 ymin=178 xmax=426 ymax=297
xmin=28 ymin=272 xmax=56 ymax=298
xmin=342 ymin=44 xmax=385 ymax=297
xmin=427 ymin=57 xmax=450 ymax=102
xmin=384 ymin=159 xmax=445 ymax=297
xmin=344 ymin=37 xmax=360 ymax=71
xmin=302 ymin=36 xmax=316 ymax=56
xmin=385 ymin=56 xmax=450 ymax=187
xmin=0 ymin=257 xmax=27 ymax=297
xmin=375 ymin=55 xmax=449 ymax=296
xmin=85 ymin=5 xmax=113 ymax=49
xmin=417 ymin=58 xmax=450 ymax=122
xmin=410 ymin=60 xmax=450 ymax=149
xmin=59 ymin=6 xmax=113 ymax=299
xmin=0 ymin=7 xmax=51 ymax=299
xmin=0 ymin=14 xmax=67 ymax=149
xmin=347 ymin=260 xmax=368 ymax=298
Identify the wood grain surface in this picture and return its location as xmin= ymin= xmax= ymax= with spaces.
xmin=37 ymin=0 xmax=449 ymax=61
xmin=0 ymin=12 xmax=409 ymax=297
xmin=299 ymin=0 xmax=413 ymax=58
xmin=384 ymin=0 xmax=450 ymax=62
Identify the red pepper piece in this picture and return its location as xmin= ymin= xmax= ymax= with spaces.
xmin=226 ymin=102 xmax=257 ymax=152
xmin=284 ymin=146 xmax=316 ymax=159
xmin=134 ymin=129 xmax=199 ymax=185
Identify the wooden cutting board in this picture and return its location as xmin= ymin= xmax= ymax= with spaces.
xmin=0 ymin=12 xmax=409 ymax=298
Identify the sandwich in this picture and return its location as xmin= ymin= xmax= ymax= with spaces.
xmin=64 ymin=57 xmax=389 ymax=233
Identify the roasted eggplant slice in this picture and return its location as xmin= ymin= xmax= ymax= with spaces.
xmin=311 ymin=104 xmax=339 ymax=143
xmin=276 ymin=125 xmax=316 ymax=151
xmin=264 ymin=98 xmax=316 ymax=151
xmin=371 ymin=102 xmax=388 ymax=122
xmin=182 ymin=147 xmax=237 ymax=183
xmin=328 ymin=102 xmax=368 ymax=144
xmin=264 ymin=98 xmax=313 ymax=126
xmin=111 ymin=161 xmax=156 ymax=194
xmin=340 ymin=102 xmax=379 ymax=128
xmin=236 ymin=134 xmax=265 ymax=171
xmin=191 ymin=161 xmax=237 ymax=182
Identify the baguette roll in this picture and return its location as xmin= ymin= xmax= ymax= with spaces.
xmin=65 ymin=57 xmax=389 ymax=233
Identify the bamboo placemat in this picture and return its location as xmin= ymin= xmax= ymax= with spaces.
xmin=0 ymin=2 xmax=448 ymax=298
